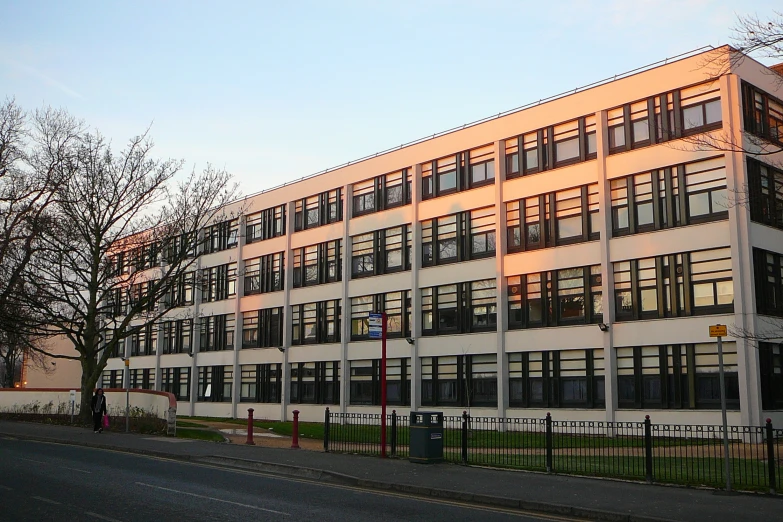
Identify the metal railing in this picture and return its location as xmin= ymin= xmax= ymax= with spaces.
xmin=323 ymin=409 xmax=782 ymax=493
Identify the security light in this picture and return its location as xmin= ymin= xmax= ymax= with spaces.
xmin=406 ymin=338 xmax=415 ymax=345
xmin=277 ymin=346 xmax=286 ymax=353
xmin=598 ymin=323 xmax=610 ymax=332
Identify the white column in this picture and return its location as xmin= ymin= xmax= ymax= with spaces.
xmin=410 ymin=164 xmax=422 ymax=411
xmin=493 ymin=141 xmax=508 ymax=419
xmin=280 ymin=201 xmax=296 ymax=421
xmin=188 ymin=252 xmax=203 ymax=417
xmin=340 ymin=184 xmax=352 ymax=413
xmin=595 ymin=109 xmax=617 ymax=423
xmin=231 ymin=215 xmax=245 ymax=419
xmin=721 ymin=74 xmax=761 ymax=425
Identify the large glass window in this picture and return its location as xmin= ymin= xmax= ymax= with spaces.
xmin=202 ymin=219 xmax=239 ymax=254
xmin=349 ymin=358 xmax=411 ymax=406
xmin=422 ymin=209 xmax=495 ymax=266
xmin=245 ymin=205 xmax=285 ymax=243
xmin=294 ymin=188 xmax=343 ymax=231
xmin=421 ymin=354 xmax=497 ymax=408
xmin=292 ymin=240 xmax=341 ymax=287
xmin=241 ymin=307 xmax=283 ymax=349
xmin=422 ymin=279 xmax=497 ymax=336
xmin=508 ymin=266 xmax=602 ymax=329
xmin=239 ymin=364 xmax=281 ymax=403
xmin=197 ymin=366 xmax=232 ymax=402
xmin=200 ymin=314 xmax=235 ymax=352
xmin=291 ymin=300 xmax=341 ymax=345
xmin=616 ymin=344 xmax=738 ymax=410
xmin=350 ymin=225 xmax=412 ymax=278
xmin=290 ymin=361 xmax=340 ymax=404
xmin=201 ymin=263 xmax=237 ymax=302
xmin=160 ymin=367 xmax=190 ymax=401
xmin=244 ymin=253 xmax=284 ymax=295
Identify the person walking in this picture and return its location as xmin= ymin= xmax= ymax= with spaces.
xmin=91 ymin=388 xmax=107 ymax=433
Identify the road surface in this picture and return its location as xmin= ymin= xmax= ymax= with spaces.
xmin=0 ymin=436 xmax=577 ymax=522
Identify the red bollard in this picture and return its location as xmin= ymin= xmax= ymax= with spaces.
xmin=291 ymin=410 xmax=300 ymax=449
xmin=246 ymin=408 xmax=255 ymax=445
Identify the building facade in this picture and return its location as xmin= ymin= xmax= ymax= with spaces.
xmin=100 ymin=46 xmax=783 ymax=426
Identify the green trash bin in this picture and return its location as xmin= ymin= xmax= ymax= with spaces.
xmin=409 ymin=411 xmax=444 ymax=463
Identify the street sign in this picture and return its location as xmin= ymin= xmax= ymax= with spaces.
xmin=709 ymin=325 xmax=727 ymax=337
xmin=368 ymin=313 xmax=383 ymax=339
xmin=69 ymin=390 xmax=76 ymax=402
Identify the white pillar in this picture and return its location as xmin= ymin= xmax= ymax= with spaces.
xmin=493 ymin=140 xmax=508 ymax=419
xmin=410 ymin=163 xmax=422 ymax=411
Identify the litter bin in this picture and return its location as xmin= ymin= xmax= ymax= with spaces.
xmin=409 ymin=411 xmax=444 ymax=463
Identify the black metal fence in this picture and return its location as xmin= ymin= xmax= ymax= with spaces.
xmin=323 ymin=408 xmax=783 ymax=493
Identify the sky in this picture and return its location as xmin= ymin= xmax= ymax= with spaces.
xmin=1 ymin=0 xmax=779 ymax=195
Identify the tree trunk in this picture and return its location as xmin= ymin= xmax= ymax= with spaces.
xmin=79 ymin=358 xmax=101 ymax=422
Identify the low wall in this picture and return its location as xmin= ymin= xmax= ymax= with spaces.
xmin=0 ymin=388 xmax=177 ymax=434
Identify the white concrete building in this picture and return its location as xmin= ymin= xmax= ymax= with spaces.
xmin=98 ymin=46 xmax=783 ymax=426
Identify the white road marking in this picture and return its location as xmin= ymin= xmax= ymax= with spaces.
xmin=135 ymin=482 xmax=290 ymax=516
xmin=17 ymin=457 xmax=46 ymax=464
xmin=0 ymin=484 xmax=12 ymax=491
xmin=85 ymin=512 xmax=124 ymax=522
xmin=31 ymin=495 xmax=60 ymax=505
xmin=61 ymin=466 xmax=91 ymax=474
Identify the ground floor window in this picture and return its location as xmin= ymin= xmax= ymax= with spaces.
xmin=508 ymin=349 xmax=605 ymax=409
xmin=421 ymin=354 xmax=497 ymax=407
xmin=616 ymin=343 xmax=739 ymax=410
xmin=290 ymin=361 xmax=340 ymax=405
xmin=240 ymin=363 xmax=281 ymax=403
xmin=349 ymin=358 xmax=411 ymax=406
xmin=160 ymin=367 xmax=190 ymax=401
xmin=197 ymin=366 xmax=232 ymax=402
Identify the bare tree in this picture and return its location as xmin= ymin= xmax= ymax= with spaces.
xmin=19 ymin=124 xmax=239 ymax=419
xmin=0 ymin=99 xmax=82 ymax=383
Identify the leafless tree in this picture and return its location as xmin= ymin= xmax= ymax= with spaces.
xmin=0 ymin=98 xmax=82 ymax=385
xmin=17 ymin=123 xmax=239 ymax=419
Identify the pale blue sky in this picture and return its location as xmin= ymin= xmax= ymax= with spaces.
xmin=1 ymin=1 xmax=778 ymax=193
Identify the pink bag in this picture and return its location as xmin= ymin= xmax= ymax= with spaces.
xmin=102 ymin=415 xmax=109 ymax=429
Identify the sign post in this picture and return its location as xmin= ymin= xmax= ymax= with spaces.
xmin=69 ymin=390 xmax=76 ymax=424
xmin=124 ymin=357 xmax=130 ymax=433
xmin=709 ymin=324 xmax=731 ymax=492
xmin=369 ymin=312 xmax=387 ymax=458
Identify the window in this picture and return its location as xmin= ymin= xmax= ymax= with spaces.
xmin=612 ymin=248 xmax=733 ymax=321
xmin=748 ymin=158 xmax=783 ymax=230
xmin=421 ymin=354 xmax=497 ymax=407
xmin=743 ymin=82 xmax=783 ymax=146
xmin=290 ymin=361 xmax=340 ymax=404
xmin=202 ymin=219 xmax=239 ymax=254
xmin=161 ymin=319 xmax=192 ymax=354
xmin=201 ymin=263 xmax=237 ymax=302
xmin=294 ymin=188 xmax=343 ymax=231
xmin=129 ymin=324 xmax=157 ymax=356
xmin=291 ymin=300 xmax=341 ymax=345
xmin=552 ymin=119 xmax=580 ymax=167
xmin=239 ymin=364 xmax=281 ymax=403
xmin=197 ymin=366 xmax=232 ymax=402
xmin=245 ymin=205 xmax=285 ymax=243
xmin=244 ymin=253 xmax=284 ymax=294
xmin=292 ymin=240 xmax=341 ymax=287
xmin=349 ymin=358 xmax=411 ymax=406
xmin=616 ymin=344 xmax=738 ymax=410
xmin=754 ymin=248 xmax=783 ymax=317
xmin=351 ymin=170 xmax=412 ymax=216
xmin=350 ymin=225 xmax=412 ymax=278
xmin=241 ymin=307 xmax=283 ymax=348
xmin=129 ymin=368 xmax=155 ymax=390
xmin=101 ymin=370 xmax=123 ymax=389
xmin=508 ymin=265 xmax=602 ymax=329
xmin=507 ymin=184 xmax=599 ymax=253
xmin=468 ymin=144 xmax=495 ymax=188
xmin=422 ymin=208 xmax=495 ymax=266
xmin=422 ymin=146 xmax=496 ymax=200
xmin=508 ymin=349 xmax=604 ymax=408
xmin=162 ymin=272 xmax=194 ymax=308
xmin=160 ymin=367 xmax=190 ymax=401
xmin=681 ymin=97 xmax=722 ymax=134
xmin=421 ymin=279 xmax=496 ymax=336
xmin=349 ymin=292 xmax=412 ymax=341
xmin=199 ymin=314 xmax=235 ymax=352
xmin=759 ymin=343 xmax=783 ymax=410
xmin=610 ymin=157 xmax=727 ymax=236
xmin=162 ymin=232 xmax=197 ymax=264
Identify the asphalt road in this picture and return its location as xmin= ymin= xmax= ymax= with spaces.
xmin=0 ymin=436 xmax=571 ymax=522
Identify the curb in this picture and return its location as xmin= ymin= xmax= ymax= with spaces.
xmin=1 ymin=431 xmax=678 ymax=522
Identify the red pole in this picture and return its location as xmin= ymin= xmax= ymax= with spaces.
xmin=246 ymin=408 xmax=255 ymax=445
xmin=381 ymin=312 xmax=387 ymax=458
xmin=291 ymin=409 xmax=300 ymax=449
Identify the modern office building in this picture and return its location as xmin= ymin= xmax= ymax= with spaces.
xmin=99 ymin=45 xmax=783 ymax=426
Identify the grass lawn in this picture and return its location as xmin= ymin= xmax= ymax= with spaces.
xmin=176 ymin=420 xmax=209 ymax=428
xmin=175 ymin=428 xmax=226 ymax=442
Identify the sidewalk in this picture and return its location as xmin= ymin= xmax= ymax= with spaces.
xmin=1 ymin=420 xmax=780 ymax=522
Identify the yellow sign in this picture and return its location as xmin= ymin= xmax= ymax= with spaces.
xmin=709 ymin=325 xmax=727 ymax=337
xmin=124 ymin=359 xmax=130 ymax=367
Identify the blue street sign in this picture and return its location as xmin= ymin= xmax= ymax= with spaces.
xmin=368 ymin=313 xmax=383 ymax=339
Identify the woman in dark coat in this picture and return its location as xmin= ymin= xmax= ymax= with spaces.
xmin=91 ymin=388 xmax=107 ymax=433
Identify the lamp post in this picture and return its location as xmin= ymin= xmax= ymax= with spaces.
xmin=124 ymin=357 xmax=130 ymax=433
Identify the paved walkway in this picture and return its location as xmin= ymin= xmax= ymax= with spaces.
xmin=1 ymin=420 xmax=781 ymax=522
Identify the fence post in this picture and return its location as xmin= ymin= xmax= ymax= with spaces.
xmin=324 ymin=407 xmax=330 ymax=452
xmin=246 ymin=408 xmax=255 ymax=445
xmin=391 ymin=410 xmax=397 ymax=457
xmin=766 ymin=418 xmax=776 ymax=495
xmin=462 ymin=411 xmax=469 ymax=465
xmin=291 ymin=410 xmax=300 ymax=449
xmin=644 ymin=415 xmax=653 ymax=484
xmin=545 ymin=412 xmax=553 ymax=473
